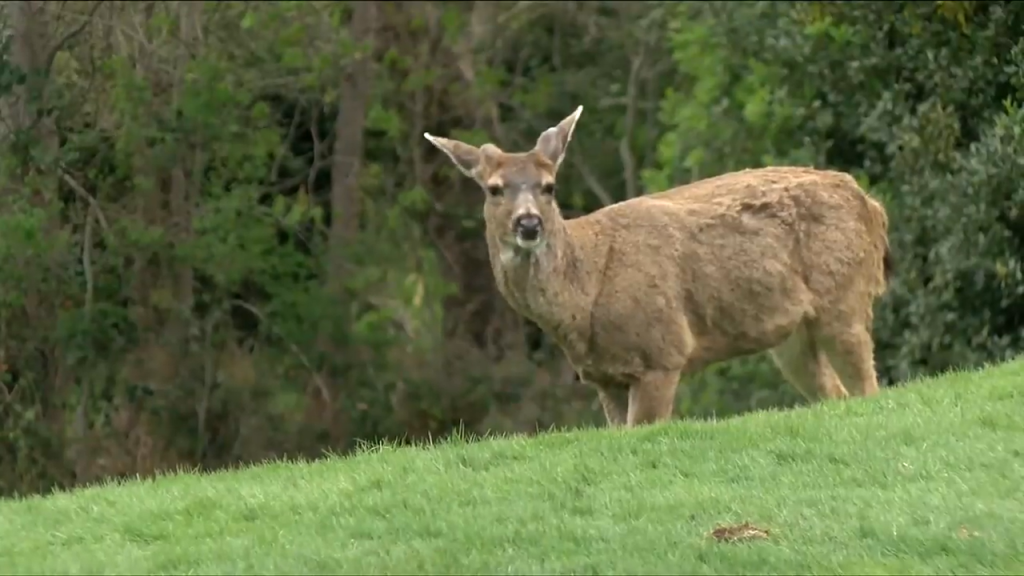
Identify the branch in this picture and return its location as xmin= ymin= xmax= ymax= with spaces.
xmin=59 ymin=167 xmax=110 ymax=235
xmin=308 ymin=105 xmax=323 ymax=194
xmin=364 ymin=295 xmax=417 ymax=339
xmin=595 ymin=96 xmax=661 ymax=110
xmin=71 ymin=208 xmax=96 ymax=460
xmin=572 ymin=155 xmax=614 ymax=207
xmin=263 ymin=156 xmax=333 ymax=196
xmin=641 ymin=56 xmax=664 ymax=179
xmin=44 ymin=0 xmax=106 ymax=76
xmin=229 ymin=299 xmax=331 ymax=406
xmin=197 ymin=309 xmax=222 ymax=461
xmin=270 ymin=102 xmax=304 ymax=183
xmin=619 ymin=46 xmax=644 ymax=200
xmin=0 ymin=318 xmax=8 ymax=404
xmin=82 ymin=208 xmax=95 ymax=314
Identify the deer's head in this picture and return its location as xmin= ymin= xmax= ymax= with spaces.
xmin=424 ymin=106 xmax=583 ymax=254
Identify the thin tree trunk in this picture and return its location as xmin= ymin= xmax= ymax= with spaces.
xmin=316 ymin=1 xmax=377 ymax=447
xmin=128 ymin=1 xmax=161 ymax=336
xmin=5 ymin=0 xmax=67 ymax=479
xmin=167 ymin=1 xmax=202 ymax=343
xmin=5 ymin=1 xmax=60 ymax=199
xmin=326 ymin=1 xmax=377 ymax=289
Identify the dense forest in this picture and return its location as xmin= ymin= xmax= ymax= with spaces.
xmin=1 ymin=0 xmax=1022 ymax=497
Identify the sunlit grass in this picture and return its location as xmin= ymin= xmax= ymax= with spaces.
xmin=2 ymin=360 xmax=1023 ymax=574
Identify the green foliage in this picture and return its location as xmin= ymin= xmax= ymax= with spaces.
xmin=4 ymin=0 xmax=1024 ymax=496
xmin=0 ymin=1 xmax=462 ymax=495
xmin=646 ymin=2 xmax=820 ymax=193
xmin=880 ymin=100 xmax=1024 ymax=376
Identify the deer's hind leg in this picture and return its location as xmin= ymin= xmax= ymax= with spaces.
xmin=769 ymin=323 xmax=849 ymax=401
xmin=812 ymin=312 xmax=881 ymax=398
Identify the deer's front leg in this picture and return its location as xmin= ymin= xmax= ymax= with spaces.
xmin=594 ymin=383 xmax=629 ymax=427
xmin=627 ymin=370 xmax=680 ymax=426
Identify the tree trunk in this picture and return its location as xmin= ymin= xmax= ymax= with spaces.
xmin=4 ymin=0 xmax=68 ymax=481
xmin=326 ymin=1 xmax=377 ymax=292
xmin=315 ymin=0 xmax=378 ymax=447
xmin=4 ymin=0 xmax=60 ymax=202
xmin=167 ymin=0 xmax=202 ymax=344
xmin=5 ymin=1 xmax=59 ymax=165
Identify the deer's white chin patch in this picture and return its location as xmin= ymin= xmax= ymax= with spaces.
xmin=515 ymin=236 xmax=543 ymax=250
xmin=499 ymin=238 xmax=546 ymax=265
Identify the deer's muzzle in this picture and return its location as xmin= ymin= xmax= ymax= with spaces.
xmin=513 ymin=213 xmax=543 ymax=244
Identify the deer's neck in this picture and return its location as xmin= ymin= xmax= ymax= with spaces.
xmin=488 ymin=220 xmax=590 ymax=344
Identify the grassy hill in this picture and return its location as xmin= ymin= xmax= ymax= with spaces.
xmin=2 ymin=360 xmax=1023 ymax=575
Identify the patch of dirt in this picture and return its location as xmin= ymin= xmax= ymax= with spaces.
xmin=709 ymin=522 xmax=771 ymax=543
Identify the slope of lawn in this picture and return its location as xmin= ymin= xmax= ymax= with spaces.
xmin=2 ymin=360 xmax=1023 ymax=575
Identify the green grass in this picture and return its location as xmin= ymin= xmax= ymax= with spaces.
xmin=2 ymin=361 xmax=1023 ymax=575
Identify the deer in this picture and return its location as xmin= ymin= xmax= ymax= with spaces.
xmin=423 ymin=106 xmax=892 ymax=428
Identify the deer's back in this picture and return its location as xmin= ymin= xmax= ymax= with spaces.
xmin=641 ymin=166 xmax=888 ymax=300
xmin=565 ymin=166 xmax=888 ymax=376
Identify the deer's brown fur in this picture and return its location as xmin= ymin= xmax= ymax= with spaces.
xmin=424 ymin=106 xmax=891 ymax=427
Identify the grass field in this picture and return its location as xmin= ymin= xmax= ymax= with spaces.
xmin=2 ymin=361 xmax=1023 ymax=575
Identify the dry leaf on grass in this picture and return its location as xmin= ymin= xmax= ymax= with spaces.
xmin=957 ymin=525 xmax=979 ymax=539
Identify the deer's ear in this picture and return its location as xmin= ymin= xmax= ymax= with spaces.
xmin=424 ymin=133 xmax=483 ymax=178
xmin=535 ymin=105 xmax=583 ymax=171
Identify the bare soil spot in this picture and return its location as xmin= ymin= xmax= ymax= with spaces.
xmin=709 ymin=522 xmax=771 ymax=543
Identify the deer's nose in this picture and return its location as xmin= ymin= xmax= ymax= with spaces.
xmin=513 ymin=213 xmax=543 ymax=241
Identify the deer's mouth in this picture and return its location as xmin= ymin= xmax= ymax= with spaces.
xmin=515 ymin=235 xmax=543 ymax=249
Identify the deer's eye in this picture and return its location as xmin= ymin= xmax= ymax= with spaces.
xmin=541 ymin=183 xmax=556 ymax=196
xmin=486 ymin=184 xmax=503 ymax=197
